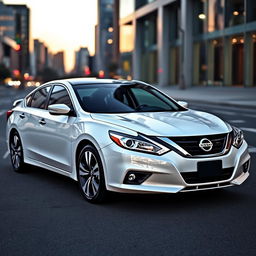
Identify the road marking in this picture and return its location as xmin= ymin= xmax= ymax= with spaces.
xmin=0 ymin=110 xmax=6 ymax=116
xmin=240 ymin=127 xmax=256 ymax=133
xmin=243 ymin=114 xmax=256 ymax=119
xmin=249 ymin=147 xmax=256 ymax=153
xmin=212 ymin=110 xmax=236 ymax=116
xmin=228 ymin=120 xmax=245 ymax=124
xmin=3 ymin=151 xmax=9 ymax=159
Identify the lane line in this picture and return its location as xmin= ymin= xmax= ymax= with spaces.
xmin=243 ymin=114 xmax=256 ymax=119
xmin=249 ymin=147 xmax=256 ymax=153
xmin=190 ymin=103 xmax=255 ymax=113
xmin=240 ymin=127 xmax=256 ymax=133
xmin=228 ymin=120 xmax=245 ymax=124
xmin=212 ymin=110 xmax=236 ymax=116
xmin=0 ymin=110 xmax=6 ymax=116
xmin=3 ymin=151 xmax=9 ymax=159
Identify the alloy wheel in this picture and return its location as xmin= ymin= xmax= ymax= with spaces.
xmin=78 ymin=150 xmax=101 ymax=199
xmin=10 ymin=134 xmax=22 ymax=170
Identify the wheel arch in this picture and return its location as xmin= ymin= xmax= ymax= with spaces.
xmin=73 ymin=137 xmax=108 ymax=183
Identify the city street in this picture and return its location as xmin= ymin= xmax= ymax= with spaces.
xmin=0 ymin=87 xmax=255 ymax=256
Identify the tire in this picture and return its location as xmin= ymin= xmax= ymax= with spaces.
xmin=77 ymin=144 xmax=107 ymax=203
xmin=9 ymin=131 xmax=26 ymax=173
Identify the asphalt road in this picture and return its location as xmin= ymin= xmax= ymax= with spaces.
xmin=0 ymin=87 xmax=255 ymax=256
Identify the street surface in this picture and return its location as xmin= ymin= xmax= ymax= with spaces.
xmin=0 ymin=87 xmax=255 ymax=256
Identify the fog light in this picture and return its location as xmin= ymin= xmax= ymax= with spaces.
xmin=243 ymin=160 xmax=250 ymax=173
xmin=124 ymin=171 xmax=152 ymax=185
xmin=128 ymin=173 xmax=136 ymax=181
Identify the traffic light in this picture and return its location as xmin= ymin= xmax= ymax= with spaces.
xmin=15 ymin=44 xmax=21 ymax=51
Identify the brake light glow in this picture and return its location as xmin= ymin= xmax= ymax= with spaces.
xmin=6 ymin=110 xmax=13 ymax=121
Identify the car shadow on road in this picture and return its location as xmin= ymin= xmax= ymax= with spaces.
xmin=13 ymin=164 xmax=252 ymax=213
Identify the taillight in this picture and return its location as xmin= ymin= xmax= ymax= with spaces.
xmin=6 ymin=110 xmax=14 ymax=121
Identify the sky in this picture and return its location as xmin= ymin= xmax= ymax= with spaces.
xmin=4 ymin=0 xmax=97 ymax=72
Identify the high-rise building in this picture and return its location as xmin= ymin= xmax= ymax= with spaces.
xmin=0 ymin=33 xmax=19 ymax=71
xmin=7 ymin=3 xmax=30 ymax=75
xmin=119 ymin=0 xmax=256 ymax=87
xmin=34 ymin=39 xmax=47 ymax=76
xmin=74 ymin=47 xmax=90 ymax=75
xmin=0 ymin=1 xmax=15 ymax=39
xmin=96 ymin=0 xmax=119 ymax=76
xmin=52 ymin=51 xmax=65 ymax=77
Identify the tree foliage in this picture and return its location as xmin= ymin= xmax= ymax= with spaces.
xmin=0 ymin=64 xmax=11 ymax=82
xmin=38 ymin=67 xmax=60 ymax=83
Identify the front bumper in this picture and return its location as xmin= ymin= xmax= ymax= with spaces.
xmin=101 ymin=141 xmax=250 ymax=194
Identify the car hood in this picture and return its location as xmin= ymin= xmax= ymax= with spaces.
xmin=90 ymin=109 xmax=231 ymax=136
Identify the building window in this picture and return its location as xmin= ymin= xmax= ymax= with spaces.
xmin=207 ymin=39 xmax=224 ymax=85
xmin=208 ymin=0 xmax=224 ymax=32
xmin=199 ymin=42 xmax=208 ymax=85
xmin=167 ymin=2 xmax=181 ymax=41
xmin=141 ymin=14 xmax=157 ymax=49
xmin=231 ymin=35 xmax=244 ymax=85
xmin=193 ymin=41 xmax=208 ymax=85
xmin=135 ymin=0 xmax=156 ymax=10
xmin=120 ymin=0 xmax=134 ymax=19
xmin=120 ymin=22 xmax=134 ymax=79
xmin=140 ymin=13 xmax=157 ymax=84
xmin=193 ymin=0 xmax=208 ymax=35
xmin=253 ymin=34 xmax=256 ymax=86
xmin=167 ymin=2 xmax=181 ymax=85
xmin=225 ymin=0 xmax=245 ymax=27
xmin=246 ymin=0 xmax=256 ymax=23
xmin=120 ymin=24 xmax=134 ymax=53
xmin=169 ymin=47 xmax=179 ymax=85
xmin=213 ymin=39 xmax=224 ymax=83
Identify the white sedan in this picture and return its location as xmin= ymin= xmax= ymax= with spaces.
xmin=6 ymin=78 xmax=250 ymax=203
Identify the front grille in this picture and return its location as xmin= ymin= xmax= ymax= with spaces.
xmin=169 ymin=133 xmax=228 ymax=156
xmin=181 ymin=167 xmax=234 ymax=184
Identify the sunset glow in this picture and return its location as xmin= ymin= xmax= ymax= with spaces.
xmin=4 ymin=0 xmax=97 ymax=72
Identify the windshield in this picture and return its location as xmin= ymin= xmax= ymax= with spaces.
xmin=73 ymin=83 xmax=186 ymax=113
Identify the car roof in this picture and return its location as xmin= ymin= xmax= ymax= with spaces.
xmin=57 ymin=78 xmax=140 ymax=86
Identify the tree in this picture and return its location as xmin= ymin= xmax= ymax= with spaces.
xmin=38 ymin=67 xmax=60 ymax=83
xmin=0 ymin=64 xmax=11 ymax=83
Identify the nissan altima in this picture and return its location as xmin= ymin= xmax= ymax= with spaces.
xmin=6 ymin=79 xmax=251 ymax=203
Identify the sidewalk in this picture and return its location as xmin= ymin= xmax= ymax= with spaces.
xmin=162 ymin=86 xmax=256 ymax=109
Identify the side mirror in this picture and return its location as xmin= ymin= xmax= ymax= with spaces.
xmin=177 ymin=101 xmax=188 ymax=108
xmin=48 ymin=104 xmax=71 ymax=115
xmin=13 ymin=99 xmax=23 ymax=107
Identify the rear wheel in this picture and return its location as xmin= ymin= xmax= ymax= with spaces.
xmin=9 ymin=131 xmax=26 ymax=173
xmin=77 ymin=145 xmax=107 ymax=203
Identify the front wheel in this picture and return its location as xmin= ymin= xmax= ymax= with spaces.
xmin=77 ymin=145 xmax=107 ymax=203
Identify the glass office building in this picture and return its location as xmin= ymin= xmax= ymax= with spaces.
xmin=119 ymin=0 xmax=256 ymax=87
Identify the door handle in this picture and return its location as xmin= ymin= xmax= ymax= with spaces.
xmin=39 ymin=118 xmax=46 ymax=125
xmin=19 ymin=113 xmax=25 ymax=119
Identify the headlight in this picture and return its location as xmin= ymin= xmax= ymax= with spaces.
xmin=109 ymin=131 xmax=170 ymax=155
xmin=232 ymin=126 xmax=244 ymax=149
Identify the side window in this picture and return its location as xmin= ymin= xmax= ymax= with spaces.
xmin=26 ymin=94 xmax=33 ymax=107
xmin=48 ymin=85 xmax=73 ymax=109
xmin=30 ymin=86 xmax=51 ymax=109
